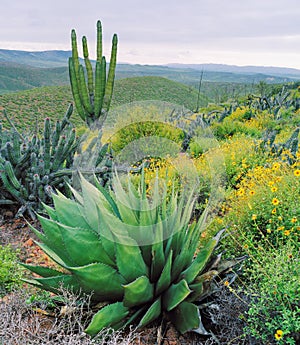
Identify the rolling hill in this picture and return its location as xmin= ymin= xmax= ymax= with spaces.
xmin=0 ymin=76 xmax=208 ymax=131
xmin=1 ymin=49 xmax=299 ymax=94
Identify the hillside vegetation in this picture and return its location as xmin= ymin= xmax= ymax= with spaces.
xmin=0 ymin=76 xmax=208 ymax=131
xmin=1 ymin=79 xmax=299 ymax=345
xmin=0 ymin=62 xmax=69 ymax=94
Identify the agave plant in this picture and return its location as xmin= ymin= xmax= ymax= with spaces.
xmin=23 ymin=172 xmax=242 ymax=336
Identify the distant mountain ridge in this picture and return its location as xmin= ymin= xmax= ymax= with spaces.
xmin=0 ymin=49 xmax=299 ymax=94
xmin=0 ymin=49 xmax=72 ymax=68
xmin=166 ymin=63 xmax=300 ymax=78
xmin=2 ymin=49 xmax=300 ymax=78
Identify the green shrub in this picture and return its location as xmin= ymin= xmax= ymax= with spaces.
xmin=245 ymin=240 xmax=299 ymax=345
xmin=211 ymin=118 xmax=261 ymax=140
xmin=0 ymin=245 xmax=24 ymax=296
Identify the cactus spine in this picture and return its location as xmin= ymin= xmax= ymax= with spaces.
xmin=69 ymin=20 xmax=118 ymax=128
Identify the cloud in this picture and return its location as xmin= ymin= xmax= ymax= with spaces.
xmin=1 ymin=0 xmax=300 ymax=68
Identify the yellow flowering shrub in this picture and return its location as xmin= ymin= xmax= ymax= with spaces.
xmin=213 ymin=161 xmax=300 ymax=252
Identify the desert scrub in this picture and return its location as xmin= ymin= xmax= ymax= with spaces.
xmin=104 ymin=103 xmax=185 ymax=160
xmin=210 ymin=115 xmax=262 ymax=140
xmin=244 ymin=240 xmax=299 ymax=345
xmin=199 ymin=134 xmax=270 ymax=189
xmin=213 ymin=161 xmax=300 ymax=254
xmin=0 ymin=288 xmax=140 ymax=345
xmin=0 ymin=245 xmax=24 ymax=296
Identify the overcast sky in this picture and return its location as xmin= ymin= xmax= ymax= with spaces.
xmin=1 ymin=0 xmax=300 ymax=69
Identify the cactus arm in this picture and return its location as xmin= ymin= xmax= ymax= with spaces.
xmin=60 ymin=128 xmax=77 ymax=164
xmin=71 ymin=29 xmax=80 ymax=77
xmin=12 ymin=132 xmax=21 ymax=163
xmin=69 ymin=58 xmax=87 ymax=121
xmin=82 ymin=36 xmax=94 ymax=98
xmin=78 ymin=65 xmax=94 ymax=115
xmin=44 ymin=118 xmax=51 ymax=174
xmin=4 ymin=161 xmax=21 ymax=190
xmin=51 ymin=121 xmax=61 ymax=157
xmin=103 ymin=34 xmax=118 ymax=112
xmin=0 ymin=171 xmax=22 ymax=201
xmin=5 ymin=142 xmax=18 ymax=166
xmin=52 ymin=136 xmax=66 ymax=171
xmin=94 ymin=58 xmax=107 ymax=120
xmin=96 ymin=20 xmax=103 ymax=62
xmin=61 ymin=103 xmax=73 ymax=130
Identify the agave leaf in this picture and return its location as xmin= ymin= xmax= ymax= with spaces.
xmin=167 ymin=301 xmax=208 ymax=335
xmin=112 ymin=175 xmax=139 ymax=225
xmin=42 ymin=203 xmax=58 ymax=221
xmin=34 ymin=241 xmax=74 ymax=268
xmin=156 ymin=249 xmax=173 ymax=295
xmin=170 ymin=224 xmax=194 ymax=281
xmin=138 ymin=297 xmax=162 ymax=328
xmin=123 ymin=276 xmax=154 ymax=307
xmin=187 ymin=270 xmax=218 ymax=302
xmin=34 ymin=216 xmax=84 ymax=268
xmin=95 ymin=205 xmax=116 ymax=261
xmin=85 ymin=302 xmax=129 ymax=337
xmin=20 ymin=264 xmax=63 ymax=278
xmin=216 ymin=255 xmax=248 ymax=273
xmin=51 ymin=192 xmax=91 ymax=229
xmin=80 ymin=175 xmax=103 ymax=230
xmin=57 ymin=223 xmax=115 ymax=267
xmin=93 ymin=176 xmax=121 ymax=219
xmin=36 ymin=215 xmax=64 ymax=251
xmin=22 ymin=274 xmax=81 ymax=295
xmin=68 ymin=183 xmax=84 ymax=204
xmin=80 ymin=174 xmax=113 ymax=212
xmin=150 ymin=217 xmax=165 ymax=282
xmin=179 ymin=229 xmax=225 ymax=284
xmin=69 ymin=262 xmax=125 ymax=300
xmin=115 ymin=240 xmax=149 ymax=282
xmin=163 ymin=279 xmax=191 ymax=311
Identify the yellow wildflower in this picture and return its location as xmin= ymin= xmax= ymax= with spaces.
xmin=271 ymin=186 xmax=278 ymax=192
xmin=294 ymin=169 xmax=300 ymax=177
xmin=237 ymin=188 xmax=245 ymax=196
xmin=272 ymin=198 xmax=280 ymax=206
xmin=272 ymin=162 xmax=280 ymax=171
xmin=284 ymin=230 xmax=290 ymax=236
xmin=291 ymin=217 xmax=297 ymax=223
xmin=249 ymin=190 xmax=255 ymax=196
xmin=271 ymin=208 xmax=277 ymax=214
xmin=274 ymin=329 xmax=283 ymax=340
xmin=251 ymin=214 xmax=257 ymax=221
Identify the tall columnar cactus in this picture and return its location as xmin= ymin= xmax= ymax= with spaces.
xmin=23 ymin=173 xmax=245 ymax=336
xmin=69 ymin=20 xmax=118 ymax=128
